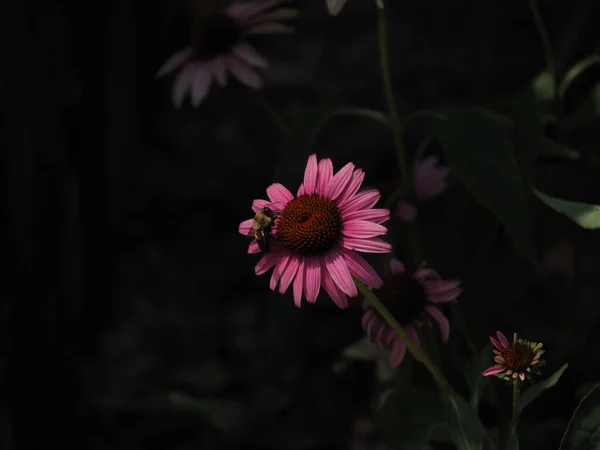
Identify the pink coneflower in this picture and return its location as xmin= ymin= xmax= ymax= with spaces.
xmin=238 ymin=154 xmax=392 ymax=308
xmin=361 ymin=259 xmax=461 ymax=368
xmin=482 ymin=331 xmax=545 ymax=382
xmin=395 ymin=155 xmax=450 ymax=222
xmin=156 ymin=1 xmax=297 ymax=108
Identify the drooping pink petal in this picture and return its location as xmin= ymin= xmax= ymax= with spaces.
xmin=342 ymin=208 xmax=390 ymax=224
xmin=248 ymin=241 xmax=261 ymax=254
xmin=489 ymin=336 xmax=504 ymax=352
xmin=190 ymin=66 xmax=213 ymax=106
xmin=482 ymin=365 xmax=506 ymax=376
xmin=293 ymin=261 xmax=304 ymax=307
xmin=361 ymin=310 xmax=375 ymax=330
xmin=389 ymin=336 xmax=407 ymax=368
xmin=172 ymin=63 xmax=198 ymax=109
xmin=424 ymin=280 xmax=462 ymax=295
xmin=415 ymin=267 xmax=441 ymax=281
xmin=270 ymin=250 xmax=291 ymax=290
xmin=239 ymin=218 xmax=254 ymax=235
xmin=322 ymin=266 xmax=349 ymax=308
xmin=233 ymin=42 xmax=268 ymax=68
xmin=316 ymin=158 xmax=333 ymax=195
xmin=339 ymin=190 xmax=381 ymax=215
xmin=304 ymin=256 xmax=321 ymax=303
xmin=324 ymin=249 xmax=358 ymax=297
xmin=254 ymin=251 xmax=282 ymax=275
xmin=425 ymin=305 xmax=450 ymax=342
xmin=341 ymin=249 xmax=383 ymax=289
xmin=278 ymin=255 xmax=301 ymax=294
xmin=342 ymin=220 xmax=387 ymax=239
xmin=252 ymin=199 xmax=270 ymax=212
xmin=156 ymin=47 xmax=193 ymax=78
xmin=340 ymin=237 xmax=392 ymax=254
xmin=395 ymin=200 xmax=418 ymax=222
xmin=246 ymin=23 xmax=295 ymax=35
xmin=496 ymin=331 xmax=510 ymax=349
xmin=404 ymin=325 xmax=422 ymax=361
xmin=303 ymin=154 xmax=318 ymax=194
xmin=427 ymin=290 xmax=460 ymax=303
xmin=224 ymin=55 xmax=262 ymax=89
xmin=337 ymin=169 xmax=365 ymax=207
xmin=325 ymin=162 xmax=355 ymax=201
xmin=390 ymin=259 xmax=406 ymax=276
xmin=266 ymin=183 xmax=294 ymax=206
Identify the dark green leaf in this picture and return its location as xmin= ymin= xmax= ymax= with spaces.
xmin=275 ymin=104 xmax=388 ymax=186
xmin=559 ymin=54 xmax=600 ymax=99
xmin=533 ymin=188 xmax=600 ymax=229
xmin=446 ymin=391 xmax=485 ymax=450
xmin=559 ymin=384 xmax=600 ymax=450
xmin=465 ymin=344 xmax=493 ymax=410
xmin=566 ymin=82 xmax=600 ymax=131
xmin=518 ymin=363 xmax=568 ymax=415
xmin=434 ymin=104 xmax=536 ymax=263
xmin=506 ymin=425 xmax=519 ymax=450
xmin=169 ymin=392 xmax=244 ymax=433
xmin=512 ymin=83 xmax=544 ymax=185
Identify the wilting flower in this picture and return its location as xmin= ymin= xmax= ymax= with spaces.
xmin=239 ymin=154 xmax=392 ymax=308
xmin=395 ymin=155 xmax=451 ymax=222
xmin=482 ymin=331 xmax=545 ymax=382
xmin=361 ymin=259 xmax=461 ymax=368
xmin=156 ymin=1 xmax=297 ymax=108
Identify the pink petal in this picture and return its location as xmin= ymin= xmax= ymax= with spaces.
xmin=405 ymin=325 xmax=422 ymax=361
xmin=212 ymin=57 xmax=228 ymax=86
xmin=297 ymin=184 xmax=305 ymax=196
xmin=494 ymin=355 xmax=505 ymax=364
xmin=322 ymin=265 xmax=349 ymax=308
xmin=270 ymin=250 xmax=291 ymax=290
xmin=482 ymin=365 xmax=505 ymax=376
xmin=414 ymin=156 xmax=450 ymax=199
xmin=324 ymin=249 xmax=357 ymax=297
xmin=361 ymin=310 xmax=375 ymax=330
xmin=424 ymin=280 xmax=461 ymax=295
xmin=293 ymin=261 xmax=304 ymax=307
xmin=254 ymin=251 xmax=282 ymax=275
xmin=390 ymin=259 xmax=406 ymax=275
xmin=325 ymin=162 xmax=355 ymax=201
xmin=239 ymin=218 xmax=254 ymax=235
xmin=389 ymin=336 xmax=407 ymax=368
xmin=395 ymin=200 xmax=418 ymax=222
xmin=426 ymin=289 xmax=460 ymax=303
xmin=339 ymin=190 xmax=381 ymax=215
xmin=190 ymin=66 xmax=213 ymax=107
xmin=489 ymin=337 xmax=504 ymax=352
xmin=304 ymin=256 xmax=321 ymax=303
xmin=266 ymin=183 xmax=294 ymax=206
xmin=248 ymin=241 xmax=261 ymax=254
xmin=316 ymin=158 xmax=334 ymax=195
xmin=340 ymin=249 xmax=383 ymax=289
xmin=172 ymin=63 xmax=198 ymax=109
xmin=224 ymin=55 xmax=262 ymax=89
xmin=342 ymin=220 xmax=387 ymax=239
xmin=252 ymin=199 xmax=271 ymax=213
xmin=303 ymin=154 xmax=318 ymax=194
xmin=278 ymin=255 xmax=301 ymax=294
xmin=342 ymin=208 xmax=390 ymax=224
xmin=233 ymin=42 xmax=268 ymax=68
xmin=340 ymin=237 xmax=392 ymax=254
xmin=415 ymin=267 xmax=441 ymax=281
xmin=337 ymin=169 xmax=365 ymax=207
xmin=246 ymin=23 xmax=295 ymax=35
xmin=496 ymin=331 xmax=510 ymax=349
xmin=156 ymin=47 xmax=193 ymax=78
xmin=425 ymin=305 xmax=450 ymax=342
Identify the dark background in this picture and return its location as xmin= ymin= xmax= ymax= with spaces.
xmin=2 ymin=0 xmax=600 ymax=449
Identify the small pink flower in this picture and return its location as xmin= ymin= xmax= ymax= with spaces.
xmin=361 ymin=259 xmax=461 ymax=368
xmin=395 ymin=155 xmax=450 ymax=223
xmin=482 ymin=331 xmax=545 ymax=382
xmin=156 ymin=1 xmax=297 ymax=108
xmin=239 ymin=154 xmax=392 ymax=308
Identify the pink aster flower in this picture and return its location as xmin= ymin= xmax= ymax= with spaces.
xmin=395 ymin=155 xmax=450 ymax=222
xmin=238 ymin=154 xmax=392 ymax=308
xmin=361 ymin=259 xmax=461 ymax=368
xmin=482 ymin=331 xmax=545 ymax=382
xmin=156 ymin=1 xmax=297 ymax=108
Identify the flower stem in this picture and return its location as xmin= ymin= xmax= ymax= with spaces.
xmin=354 ymin=278 xmax=451 ymax=393
xmin=252 ymin=90 xmax=291 ymax=138
xmin=512 ymin=381 xmax=520 ymax=425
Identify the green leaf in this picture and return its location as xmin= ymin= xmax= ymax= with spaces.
xmin=446 ymin=391 xmax=485 ymax=450
xmin=434 ymin=104 xmax=536 ymax=263
xmin=518 ymin=363 xmax=568 ymax=415
xmin=559 ymin=383 xmax=600 ymax=450
xmin=275 ymin=104 xmax=389 ymax=187
xmin=168 ymin=392 xmax=245 ymax=433
xmin=378 ymin=386 xmax=448 ymax=449
xmin=465 ymin=344 xmax=493 ymax=410
xmin=512 ymin=83 xmax=544 ymax=185
xmin=558 ymin=54 xmax=600 ymax=99
xmin=533 ymin=188 xmax=600 ymax=229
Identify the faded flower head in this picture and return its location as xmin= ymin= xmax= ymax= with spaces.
xmin=482 ymin=331 xmax=545 ymax=382
xmin=395 ymin=155 xmax=451 ymax=223
xmin=239 ymin=155 xmax=392 ymax=308
xmin=361 ymin=259 xmax=461 ymax=368
xmin=156 ymin=1 xmax=296 ymax=108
